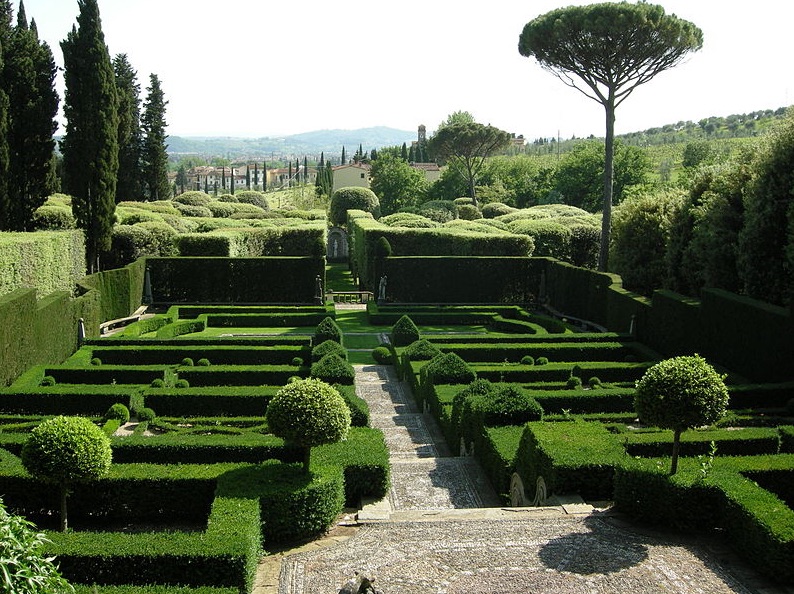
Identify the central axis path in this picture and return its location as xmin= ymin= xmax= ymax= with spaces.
xmin=355 ymin=364 xmax=501 ymax=516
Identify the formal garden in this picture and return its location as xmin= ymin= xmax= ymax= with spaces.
xmin=0 ymin=190 xmax=793 ymax=592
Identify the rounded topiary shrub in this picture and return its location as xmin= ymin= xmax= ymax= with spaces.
xmin=314 ymin=317 xmax=343 ymax=346
xmin=329 ymin=187 xmax=381 ymax=226
xmin=234 ymin=190 xmax=269 ymax=210
xmin=588 ymin=376 xmax=602 ymax=389
xmin=481 ymin=202 xmax=517 ymax=219
xmin=536 ymin=357 xmax=549 ymax=366
xmin=104 ymin=403 xmax=130 ymax=424
xmin=421 ymin=352 xmax=477 ymax=386
xmin=181 ymin=357 xmax=194 ymax=366
xmin=150 ymin=378 xmax=165 ymax=388
xmin=266 ymin=378 xmax=351 ymax=470
xmin=372 ymin=346 xmax=392 ymax=365
xmin=391 ymin=315 xmax=420 ymax=347
xmin=32 ymin=204 xmax=76 ymax=230
xmin=40 ymin=376 xmax=56 ymax=386
xmin=173 ymin=191 xmax=212 ymax=207
xmin=457 ymin=204 xmax=483 ymax=221
xmin=451 ymin=378 xmax=495 ymax=437
xmin=197 ymin=358 xmax=211 ymax=367
xmin=90 ymin=357 xmax=102 ymax=366
xmin=175 ymin=379 xmax=190 ymax=389
xmin=521 ymin=355 xmax=535 ymax=366
xmin=137 ymin=408 xmax=157 ymax=422
xmin=311 ymin=339 xmax=347 ymax=362
xmin=375 ymin=235 xmax=393 ymax=259
xmin=635 ymin=354 xmax=729 ymax=474
xmin=403 ymin=339 xmax=441 ymax=361
xmin=310 ymin=354 xmax=355 ymax=385
xmin=566 ymin=376 xmax=583 ymax=390
xmin=292 ymin=357 xmax=305 ymax=367
xmin=471 ymin=384 xmax=544 ymax=427
xmin=21 ymin=415 xmax=112 ymax=531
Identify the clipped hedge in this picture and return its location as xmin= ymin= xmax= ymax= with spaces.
xmin=515 ymin=420 xmax=629 ymax=501
xmin=146 ymin=257 xmax=325 ymax=304
xmin=0 ymin=230 xmax=85 ymax=297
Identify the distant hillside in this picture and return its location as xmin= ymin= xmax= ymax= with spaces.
xmin=168 ymin=126 xmax=416 ymax=160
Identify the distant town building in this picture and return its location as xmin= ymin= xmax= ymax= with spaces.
xmin=332 ymin=163 xmax=371 ymax=189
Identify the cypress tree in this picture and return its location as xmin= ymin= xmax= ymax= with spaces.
xmin=141 ymin=73 xmax=169 ymax=201
xmin=288 ymin=162 xmax=292 ymax=187
xmin=114 ymin=54 xmax=143 ymax=202
xmin=61 ymin=0 xmax=119 ymax=272
xmin=0 ymin=1 xmax=13 ymax=229
xmin=341 ymin=146 xmax=346 ymax=164
xmin=230 ymin=165 xmax=235 ymax=195
xmin=400 ymin=142 xmax=408 ymax=161
xmin=263 ymin=160 xmax=267 ymax=190
xmin=303 ymin=156 xmax=308 ymax=185
xmin=245 ymin=165 xmax=250 ymax=189
xmin=221 ymin=166 xmax=225 ymax=190
xmin=2 ymin=3 xmax=58 ymax=230
xmin=253 ymin=162 xmax=259 ymax=188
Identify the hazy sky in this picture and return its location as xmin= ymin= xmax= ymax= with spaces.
xmin=18 ymin=0 xmax=794 ymax=139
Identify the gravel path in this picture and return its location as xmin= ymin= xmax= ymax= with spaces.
xmin=261 ymin=363 xmax=791 ymax=594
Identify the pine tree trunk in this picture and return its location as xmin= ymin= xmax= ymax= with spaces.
xmin=598 ymin=98 xmax=616 ymax=272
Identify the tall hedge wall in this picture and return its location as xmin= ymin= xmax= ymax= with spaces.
xmin=0 ymin=231 xmax=85 ymax=298
xmin=347 ymin=210 xmax=533 ymax=290
xmin=383 ymin=257 xmax=543 ymax=303
xmin=146 ymin=257 xmax=325 ymax=304
xmin=542 ymin=258 xmax=793 ymax=382
xmin=0 ymin=258 xmax=146 ymax=387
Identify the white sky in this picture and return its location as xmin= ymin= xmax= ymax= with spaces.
xmin=18 ymin=0 xmax=794 ymax=139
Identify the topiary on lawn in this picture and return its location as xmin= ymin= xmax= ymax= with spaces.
xmin=421 ymin=352 xmax=477 ymax=386
xmin=403 ymin=338 xmax=441 ymax=361
xmin=391 ymin=315 xmax=420 ymax=347
xmin=314 ymin=316 xmax=343 ymax=346
xmin=310 ymin=354 xmax=355 ymax=385
xmin=266 ymin=378 xmax=351 ymax=471
xmin=104 ymin=403 xmax=130 ymax=424
xmin=21 ymin=416 xmax=112 ymax=531
xmin=312 ymin=339 xmax=347 ymax=362
xmin=329 ymin=187 xmax=381 ymax=226
xmin=635 ymin=354 xmax=729 ymax=475
xmin=137 ymin=407 xmax=157 ymax=422
xmin=372 ymin=346 xmax=392 ymax=364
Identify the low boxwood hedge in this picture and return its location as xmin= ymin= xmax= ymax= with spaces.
xmin=623 ymin=427 xmax=781 ymax=457
xmin=177 ymin=365 xmax=307 ymax=387
xmin=143 ymin=386 xmax=276 ymax=417
xmin=0 ymin=385 xmax=139 ymax=415
xmin=89 ymin=345 xmax=311 ymax=366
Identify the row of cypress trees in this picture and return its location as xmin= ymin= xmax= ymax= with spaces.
xmin=0 ymin=0 xmax=169 ymax=272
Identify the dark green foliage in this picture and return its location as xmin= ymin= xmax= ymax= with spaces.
xmin=329 ymin=186 xmax=380 ymax=226
xmin=41 ymin=376 xmax=56 ymax=386
xmin=588 ymin=376 xmax=602 ymax=388
xmin=141 ymin=75 xmax=170 ymax=200
xmin=174 ymin=379 xmax=189 ymax=389
xmin=391 ymin=314 xmax=420 ymax=347
xmin=90 ymin=357 xmax=101 ymax=365
xmin=421 ymin=352 xmax=476 ymax=386
xmin=403 ymin=339 xmax=441 ymax=361
xmin=507 ymin=219 xmax=572 ymax=260
xmin=113 ymin=54 xmax=143 ymax=202
xmin=104 ymin=403 xmax=129 ymax=424
xmin=738 ymin=108 xmax=794 ymax=305
xmin=266 ymin=378 xmax=351 ymax=470
xmin=314 ymin=316 xmax=342 ymax=346
xmin=21 ymin=415 xmax=113 ymax=531
xmin=2 ymin=10 xmax=59 ymax=232
xmin=450 ymin=379 xmax=495 ymax=441
xmin=182 ymin=357 xmax=194 ymax=366
xmin=369 ymin=153 xmax=426 ymax=215
xmin=470 ymin=384 xmax=544 ymax=429
xmin=311 ymin=339 xmax=347 ymax=362
xmin=536 ymin=357 xmax=549 ymax=365
xmin=371 ymin=346 xmax=392 ymax=364
xmin=150 ymin=378 xmax=164 ymax=388
xmin=291 ymin=356 xmax=304 ymax=366
xmin=332 ymin=385 xmax=370 ymax=428
xmin=60 ymin=0 xmax=119 ymax=273
xmin=610 ymin=188 xmax=686 ymax=295
xmin=521 ymin=355 xmax=535 ymax=365
xmin=310 ymin=354 xmax=355 ymax=385
xmin=197 ymin=358 xmax=210 ymax=366
xmin=565 ymin=375 xmax=583 ymax=389
xmin=635 ymin=355 xmax=729 ymax=474
xmin=146 ymin=257 xmax=325 ymax=304
xmin=374 ymin=235 xmax=392 ymax=258
xmin=136 ymin=407 xmax=156 ymax=422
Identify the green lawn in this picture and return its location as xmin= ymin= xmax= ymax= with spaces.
xmin=326 ymin=263 xmax=357 ymax=292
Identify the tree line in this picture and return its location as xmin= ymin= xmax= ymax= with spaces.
xmin=0 ymin=0 xmax=169 ymax=272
